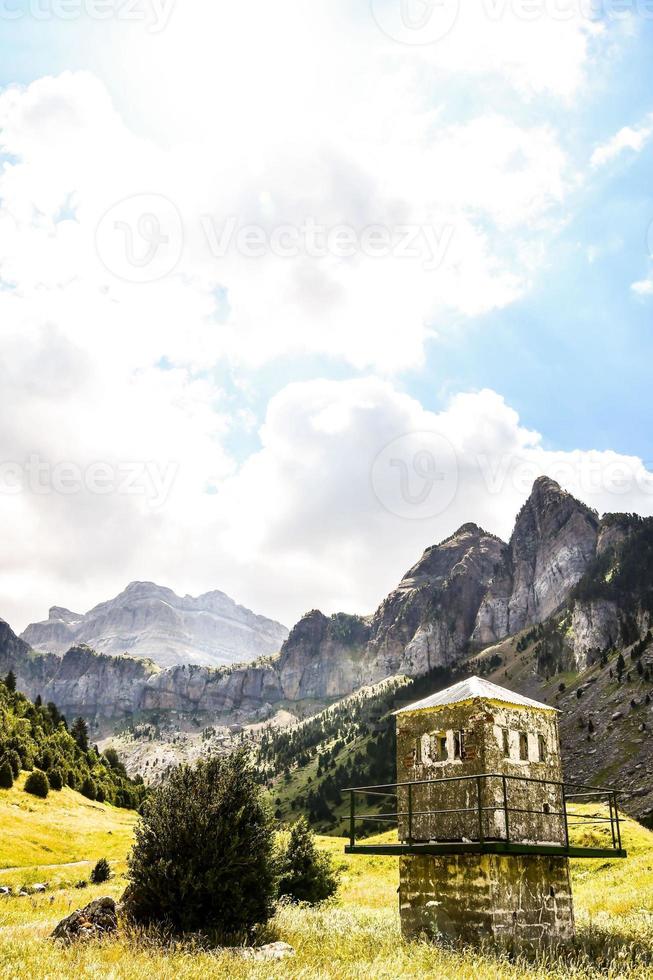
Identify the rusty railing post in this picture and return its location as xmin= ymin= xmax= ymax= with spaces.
xmin=502 ymin=775 xmax=510 ymax=843
xmin=407 ymin=783 xmax=413 ymax=845
xmin=476 ymin=776 xmax=484 ymax=845
xmin=614 ymin=792 xmax=622 ymax=851
xmin=608 ymin=793 xmax=617 ymax=850
xmin=349 ymin=791 xmax=355 ymax=848
xmin=562 ymin=785 xmax=569 ymax=850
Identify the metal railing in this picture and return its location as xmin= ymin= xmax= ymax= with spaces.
xmin=346 ymin=772 xmax=625 ymax=853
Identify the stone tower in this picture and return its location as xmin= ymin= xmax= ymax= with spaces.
xmin=394 ymin=676 xmax=574 ymax=946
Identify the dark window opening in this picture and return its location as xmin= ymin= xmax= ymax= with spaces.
xmin=519 ymin=732 xmax=528 ymax=761
xmin=439 ymin=736 xmax=448 ymax=761
xmin=538 ymin=734 xmax=547 ymax=762
xmin=501 ymin=728 xmax=510 ymax=758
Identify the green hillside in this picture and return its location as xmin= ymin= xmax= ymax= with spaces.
xmin=0 ymin=674 xmax=146 ymax=810
xmin=0 ymin=773 xmax=136 ymax=891
xmin=0 ymin=776 xmax=651 ymax=978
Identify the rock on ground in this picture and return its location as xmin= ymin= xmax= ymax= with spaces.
xmin=236 ymin=941 xmax=295 ymax=961
xmin=51 ymin=897 xmax=118 ymax=943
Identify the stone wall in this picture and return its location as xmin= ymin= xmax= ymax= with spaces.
xmin=396 ymin=699 xmax=565 ymax=845
xmin=399 ymin=852 xmax=574 ymax=946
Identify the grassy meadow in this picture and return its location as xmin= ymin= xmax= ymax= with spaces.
xmin=0 ymin=778 xmax=652 ymax=979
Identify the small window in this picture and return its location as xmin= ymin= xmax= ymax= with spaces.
xmin=439 ymin=735 xmax=448 ymax=761
xmin=501 ymin=728 xmax=510 ymax=758
xmin=519 ymin=732 xmax=529 ymax=761
xmin=415 ymin=737 xmax=422 ymax=765
xmin=453 ymin=731 xmax=465 ymax=760
xmin=538 ymin=734 xmax=547 ymax=763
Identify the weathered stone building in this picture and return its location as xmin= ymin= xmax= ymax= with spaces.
xmin=346 ymin=675 xmax=626 ymax=949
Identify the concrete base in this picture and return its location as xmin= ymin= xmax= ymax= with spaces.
xmin=399 ymin=853 xmax=575 ymax=948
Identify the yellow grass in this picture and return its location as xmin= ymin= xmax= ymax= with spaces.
xmin=0 ymin=773 xmax=136 ymax=890
xmin=0 ymin=782 xmax=651 ymax=979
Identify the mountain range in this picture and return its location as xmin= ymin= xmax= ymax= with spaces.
xmin=21 ymin=581 xmax=289 ymax=668
xmin=1 ymin=476 xmax=652 ymax=819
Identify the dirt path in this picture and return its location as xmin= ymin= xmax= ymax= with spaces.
xmin=0 ymin=860 xmax=90 ymax=874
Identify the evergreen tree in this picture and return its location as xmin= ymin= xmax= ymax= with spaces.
xmin=124 ymin=750 xmax=276 ymax=939
xmin=616 ymin=653 xmax=626 ymax=681
xmin=81 ymin=776 xmax=97 ymax=800
xmin=4 ymin=671 xmax=16 ymax=693
xmin=90 ymin=858 xmax=112 ymax=884
xmin=47 ymin=769 xmax=64 ymax=791
xmin=24 ymin=769 xmax=49 ymax=798
xmin=71 ymin=717 xmax=89 ymax=752
xmin=277 ymin=817 xmax=338 ymax=904
xmin=0 ymin=762 xmax=13 ymax=789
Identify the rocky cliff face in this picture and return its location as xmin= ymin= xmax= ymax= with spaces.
xmin=22 ymin=581 xmax=288 ymax=668
xmin=369 ymin=524 xmax=508 ymax=677
xmin=471 ymin=477 xmax=599 ymax=646
xmin=4 ymin=478 xmax=652 ymax=726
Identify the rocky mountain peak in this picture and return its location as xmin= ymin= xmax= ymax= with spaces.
xmin=22 ymin=583 xmax=288 ymax=668
xmin=48 ymin=607 xmax=82 ymax=624
xmin=506 ymin=477 xmax=599 ymax=633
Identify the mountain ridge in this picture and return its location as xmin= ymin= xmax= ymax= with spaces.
xmin=21 ymin=581 xmax=289 ymax=669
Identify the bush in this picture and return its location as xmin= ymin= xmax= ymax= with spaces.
xmin=123 ymin=750 xmax=276 ymax=939
xmin=47 ymin=769 xmax=64 ymax=791
xmin=0 ymin=762 xmax=13 ymax=789
xmin=4 ymin=750 xmax=21 ymax=779
xmin=90 ymin=858 xmax=112 ymax=884
xmin=81 ymin=777 xmax=97 ymax=800
xmin=24 ymin=769 xmax=49 ymax=798
xmin=277 ymin=817 xmax=338 ymax=904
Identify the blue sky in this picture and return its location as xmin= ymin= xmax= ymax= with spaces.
xmin=0 ymin=1 xmax=652 ymax=631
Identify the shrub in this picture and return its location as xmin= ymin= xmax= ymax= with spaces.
xmin=90 ymin=858 xmax=112 ymax=884
xmin=277 ymin=817 xmax=338 ymax=904
xmin=123 ymin=750 xmax=276 ymax=939
xmin=5 ymin=750 xmax=21 ymax=778
xmin=0 ymin=763 xmax=13 ymax=789
xmin=81 ymin=777 xmax=97 ymax=800
xmin=24 ymin=769 xmax=49 ymax=798
xmin=47 ymin=769 xmax=64 ymax=791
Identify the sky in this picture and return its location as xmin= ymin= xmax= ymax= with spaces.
xmin=0 ymin=0 xmax=653 ymax=635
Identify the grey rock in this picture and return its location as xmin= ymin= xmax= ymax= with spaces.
xmin=22 ymin=582 xmax=288 ymax=669
xmin=51 ymin=896 xmax=117 ymax=943
xmin=237 ymin=941 xmax=295 ymax=961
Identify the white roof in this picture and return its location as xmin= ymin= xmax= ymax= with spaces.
xmin=394 ymin=676 xmax=556 ymax=714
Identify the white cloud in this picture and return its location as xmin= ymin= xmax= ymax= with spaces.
xmin=0 ymin=6 xmax=643 ymax=636
xmin=591 ymin=113 xmax=653 ymax=168
xmin=4 ymin=374 xmax=652 ymax=637
xmin=0 ymin=72 xmax=571 ymax=375
xmin=631 ymin=276 xmax=653 ymax=296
